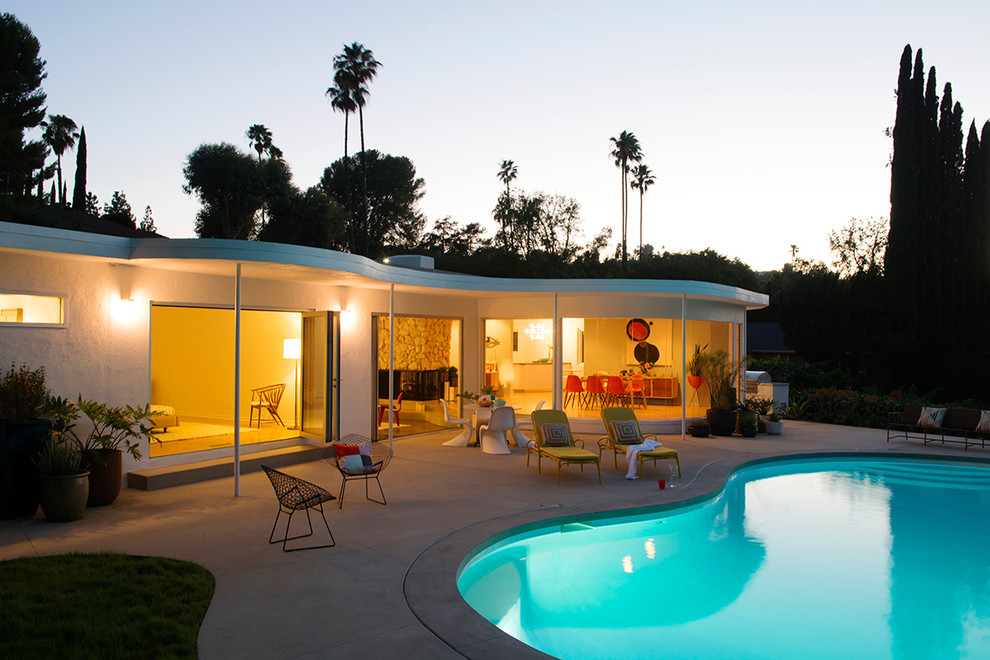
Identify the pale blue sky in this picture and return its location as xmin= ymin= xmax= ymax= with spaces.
xmin=10 ymin=1 xmax=990 ymax=270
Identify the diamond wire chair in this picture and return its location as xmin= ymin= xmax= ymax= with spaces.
xmin=261 ymin=465 xmax=336 ymax=552
xmin=324 ymin=433 xmax=393 ymax=509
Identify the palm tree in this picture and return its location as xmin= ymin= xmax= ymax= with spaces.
xmin=326 ymin=78 xmax=358 ymax=251
xmin=333 ymin=43 xmax=381 ymax=255
xmin=629 ymin=163 xmax=655 ymax=257
xmin=609 ymin=131 xmax=642 ymax=267
xmin=40 ymin=114 xmax=79 ymax=205
xmin=497 ymin=160 xmax=518 ymax=245
xmin=246 ymin=124 xmax=272 ymax=161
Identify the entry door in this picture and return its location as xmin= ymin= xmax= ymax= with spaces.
xmin=301 ymin=311 xmax=336 ymax=441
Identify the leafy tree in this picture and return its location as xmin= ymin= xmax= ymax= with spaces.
xmin=183 ymin=143 xmax=264 ymax=239
xmin=84 ymin=192 xmax=99 ymax=215
xmin=102 ymin=190 xmax=134 ymax=227
xmin=258 ymin=186 xmax=347 ymax=249
xmin=609 ymin=131 xmax=642 ymax=267
xmin=140 ymin=205 xmax=155 ymax=232
xmin=828 ymin=217 xmax=888 ymax=277
xmin=72 ymin=126 xmax=86 ymax=210
xmin=319 ymin=150 xmax=423 ymax=257
xmin=0 ymin=13 xmax=48 ymax=197
xmin=629 ymin=163 xmax=655 ymax=257
xmin=39 ymin=114 xmax=78 ymax=205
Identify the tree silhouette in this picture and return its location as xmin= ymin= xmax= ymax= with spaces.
xmin=40 ymin=114 xmax=78 ymax=205
xmin=0 ymin=13 xmax=47 ymax=198
xmin=496 ymin=159 xmax=518 ymax=246
xmin=246 ymin=124 xmax=273 ymax=161
xmin=609 ymin=131 xmax=642 ymax=267
xmin=629 ymin=163 xmax=655 ymax=257
xmin=72 ymin=126 xmax=87 ymax=210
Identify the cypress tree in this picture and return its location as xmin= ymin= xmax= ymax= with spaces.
xmin=72 ymin=126 xmax=86 ymax=210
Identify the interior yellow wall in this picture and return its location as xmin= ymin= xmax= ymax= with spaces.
xmin=151 ymin=306 xmax=301 ymax=424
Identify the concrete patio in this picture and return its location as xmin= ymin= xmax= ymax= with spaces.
xmin=2 ymin=421 xmax=987 ymax=659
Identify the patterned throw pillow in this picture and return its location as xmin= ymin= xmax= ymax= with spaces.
xmin=333 ymin=442 xmax=375 ymax=474
xmin=540 ymin=423 xmax=570 ymax=446
xmin=611 ymin=419 xmax=642 ymax=445
xmin=918 ymin=407 xmax=947 ymax=429
xmin=976 ymin=410 xmax=990 ymax=433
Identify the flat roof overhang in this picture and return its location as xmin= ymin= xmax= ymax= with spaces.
xmin=0 ymin=222 xmax=769 ymax=310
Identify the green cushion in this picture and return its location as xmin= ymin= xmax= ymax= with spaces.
xmin=540 ymin=446 xmax=598 ymax=461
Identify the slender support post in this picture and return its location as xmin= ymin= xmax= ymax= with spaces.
xmin=681 ymin=295 xmax=687 ymax=440
xmin=388 ymin=283 xmax=395 ymax=452
xmin=552 ymin=292 xmax=561 ymax=410
xmin=234 ymin=263 xmax=242 ymax=497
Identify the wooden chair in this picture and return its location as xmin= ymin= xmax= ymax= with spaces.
xmin=261 ymin=465 xmax=336 ymax=552
xmin=378 ymin=391 xmax=404 ymax=427
xmin=250 ymin=384 xmax=286 ymax=428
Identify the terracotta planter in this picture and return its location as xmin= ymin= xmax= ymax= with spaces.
xmin=39 ymin=472 xmax=89 ymax=522
xmin=85 ymin=449 xmax=122 ymax=507
xmin=706 ymin=409 xmax=737 ymax=436
xmin=687 ymin=375 xmax=704 ymax=390
xmin=0 ymin=419 xmax=50 ymax=519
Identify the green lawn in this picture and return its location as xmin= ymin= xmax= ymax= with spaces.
xmin=0 ymin=553 xmax=215 ymax=659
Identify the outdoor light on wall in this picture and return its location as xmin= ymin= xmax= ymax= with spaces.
xmin=284 ymin=338 xmax=301 ymax=429
xmin=113 ymin=297 xmax=140 ymax=323
xmin=525 ymin=322 xmax=548 ymax=341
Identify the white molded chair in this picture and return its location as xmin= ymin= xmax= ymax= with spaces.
xmin=480 ymin=406 xmax=515 ymax=455
xmin=512 ymin=400 xmax=545 ymax=448
xmin=440 ymin=399 xmax=474 ymax=447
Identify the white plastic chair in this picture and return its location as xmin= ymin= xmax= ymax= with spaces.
xmin=512 ymin=400 xmax=545 ymax=448
xmin=479 ymin=406 xmax=515 ymax=455
xmin=440 ymin=399 xmax=474 ymax=447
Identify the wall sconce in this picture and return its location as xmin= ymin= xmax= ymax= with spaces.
xmin=113 ymin=297 xmax=140 ymax=323
xmin=524 ymin=322 xmax=548 ymax=341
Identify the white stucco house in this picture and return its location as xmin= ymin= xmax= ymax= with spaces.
xmin=0 ymin=221 xmax=767 ymax=486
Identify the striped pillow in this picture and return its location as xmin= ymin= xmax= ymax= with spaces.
xmin=540 ymin=423 xmax=570 ymax=446
xmin=918 ymin=407 xmax=947 ymax=429
xmin=976 ymin=410 xmax=990 ymax=433
xmin=611 ymin=420 xmax=642 ymax=445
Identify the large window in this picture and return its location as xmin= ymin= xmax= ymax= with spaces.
xmin=0 ymin=293 xmax=63 ymax=325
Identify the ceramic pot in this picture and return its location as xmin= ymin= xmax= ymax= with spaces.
xmin=706 ymin=409 xmax=737 ymax=436
xmin=687 ymin=375 xmax=704 ymax=390
xmin=0 ymin=419 xmax=50 ymax=519
xmin=85 ymin=449 xmax=122 ymax=507
xmin=39 ymin=472 xmax=89 ymax=522
xmin=767 ymin=420 xmax=784 ymax=435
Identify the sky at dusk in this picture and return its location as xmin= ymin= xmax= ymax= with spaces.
xmin=8 ymin=0 xmax=990 ymax=271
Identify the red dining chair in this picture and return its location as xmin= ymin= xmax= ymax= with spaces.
xmin=585 ymin=375 xmax=605 ymax=409
xmin=629 ymin=374 xmax=648 ymax=409
xmin=564 ymin=374 xmax=586 ymax=409
xmin=605 ymin=376 xmax=631 ymax=408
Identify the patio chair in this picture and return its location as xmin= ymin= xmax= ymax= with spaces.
xmin=440 ymin=399 xmax=474 ymax=447
xmin=260 ymin=465 xmax=336 ymax=552
xmin=250 ymin=384 xmax=286 ymax=428
xmin=513 ymin=400 xmax=545 ymax=448
xmin=564 ymin=374 xmax=587 ymax=409
xmin=325 ymin=434 xmax=392 ymax=509
xmin=605 ymin=376 xmax=631 ymax=408
xmin=599 ymin=407 xmax=681 ymax=477
xmin=529 ymin=409 xmax=602 ymax=484
xmin=585 ymin=375 xmax=606 ymax=409
xmin=378 ymin=391 xmax=403 ymax=427
xmin=479 ymin=405 xmax=515 ymax=455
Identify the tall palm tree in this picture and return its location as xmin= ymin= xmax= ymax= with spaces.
xmin=326 ymin=78 xmax=358 ymax=251
xmin=332 ymin=43 xmax=381 ymax=256
xmin=246 ymin=124 xmax=273 ymax=161
xmin=497 ymin=160 xmax=518 ymax=245
xmin=40 ymin=114 xmax=79 ymax=205
xmin=609 ymin=130 xmax=642 ymax=267
xmin=629 ymin=163 xmax=655 ymax=257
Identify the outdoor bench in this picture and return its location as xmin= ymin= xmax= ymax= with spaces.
xmin=887 ymin=404 xmax=990 ymax=449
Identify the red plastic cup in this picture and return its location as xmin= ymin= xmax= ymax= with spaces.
xmin=658 ymin=479 xmax=666 ymax=489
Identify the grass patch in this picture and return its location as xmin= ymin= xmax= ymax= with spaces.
xmin=0 ymin=553 xmax=215 ymax=659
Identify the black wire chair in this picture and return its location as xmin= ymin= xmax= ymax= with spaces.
xmin=261 ymin=465 xmax=336 ymax=552
xmin=324 ymin=434 xmax=393 ymax=509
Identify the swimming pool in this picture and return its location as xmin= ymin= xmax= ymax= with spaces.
xmin=457 ymin=457 xmax=990 ymax=659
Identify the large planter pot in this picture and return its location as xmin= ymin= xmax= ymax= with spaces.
xmin=688 ymin=422 xmax=710 ymax=438
xmin=39 ymin=472 xmax=90 ymax=522
xmin=706 ymin=409 xmax=737 ymax=437
xmin=0 ymin=419 xmax=50 ymax=519
xmin=85 ymin=449 xmax=122 ymax=507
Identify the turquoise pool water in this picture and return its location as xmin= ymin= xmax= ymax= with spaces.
xmin=457 ymin=457 xmax=990 ymax=659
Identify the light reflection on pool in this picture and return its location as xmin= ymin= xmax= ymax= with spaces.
xmin=457 ymin=458 xmax=990 ymax=659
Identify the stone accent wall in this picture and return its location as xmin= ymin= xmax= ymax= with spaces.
xmin=378 ymin=317 xmax=452 ymax=370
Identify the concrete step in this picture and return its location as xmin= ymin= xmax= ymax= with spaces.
xmin=127 ymin=441 xmax=327 ymax=491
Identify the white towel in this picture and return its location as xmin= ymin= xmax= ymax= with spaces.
xmin=625 ymin=439 xmax=663 ymax=479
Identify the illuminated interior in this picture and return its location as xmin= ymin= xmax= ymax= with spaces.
xmin=483 ymin=317 xmax=738 ymax=418
xmin=375 ymin=315 xmax=462 ymax=439
xmin=149 ymin=305 xmax=304 ymax=456
xmin=0 ymin=292 xmax=63 ymax=324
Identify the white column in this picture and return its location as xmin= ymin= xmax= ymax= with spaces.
xmin=388 ymin=283 xmax=395 ymax=452
xmin=234 ymin=263 xmax=241 ymax=497
xmin=681 ymin=295 xmax=687 ymax=439
xmin=552 ymin=292 xmax=561 ymax=409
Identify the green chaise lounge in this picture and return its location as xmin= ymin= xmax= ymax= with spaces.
xmin=599 ymin=406 xmax=681 ymax=477
xmin=529 ymin=409 xmax=602 ymax=484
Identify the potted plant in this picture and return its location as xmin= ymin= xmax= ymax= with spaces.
xmin=448 ymin=366 xmax=458 ymax=389
xmin=688 ymin=420 xmax=711 ymax=438
xmin=735 ymin=400 xmax=759 ymax=437
xmin=34 ymin=435 xmax=89 ymax=522
xmin=478 ymin=385 xmax=499 ymax=407
xmin=701 ymin=350 xmax=743 ymax=436
xmin=747 ymin=397 xmax=774 ymax=433
xmin=0 ymin=363 xmax=52 ymax=519
xmin=686 ymin=343 xmax=708 ymax=391
xmin=47 ymin=396 xmax=153 ymax=507
xmin=767 ymin=410 xmax=784 ymax=435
